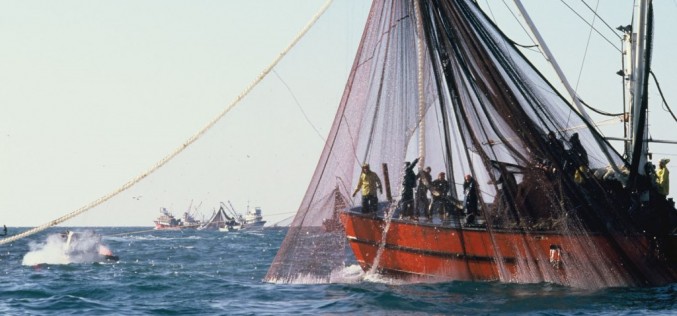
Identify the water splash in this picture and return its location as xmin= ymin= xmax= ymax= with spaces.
xmin=22 ymin=231 xmax=114 ymax=266
xmin=328 ymin=264 xmax=364 ymax=283
xmin=366 ymin=203 xmax=399 ymax=277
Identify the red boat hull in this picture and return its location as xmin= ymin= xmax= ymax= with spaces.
xmin=340 ymin=212 xmax=677 ymax=287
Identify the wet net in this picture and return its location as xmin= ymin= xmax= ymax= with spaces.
xmin=265 ymin=0 xmax=676 ymax=287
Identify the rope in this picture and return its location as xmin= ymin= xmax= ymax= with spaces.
xmin=579 ymin=98 xmax=625 ymax=117
xmin=0 ymin=0 xmax=334 ymax=246
xmin=650 ymin=71 xmax=677 ymax=123
xmin=272 ymin=70 xmax=326 ymax=143
xmin=415 ymin=0 xmax=426 ymax=167
xmin=559 ymin=0 xmax=621 ymax=53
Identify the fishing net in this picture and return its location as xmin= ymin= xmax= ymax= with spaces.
xmin=266 ymin=0 xmax=676 ymax=287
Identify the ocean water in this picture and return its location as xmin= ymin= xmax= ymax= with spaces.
xmin=1 ymin=227 xmax=675 ymax=315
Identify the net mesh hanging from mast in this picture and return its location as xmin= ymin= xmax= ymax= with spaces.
xmin=266 ymin=0 xmax=674 ymax=287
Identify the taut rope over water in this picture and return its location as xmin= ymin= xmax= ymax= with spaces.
xmin=0 ymin=0 xmax=334 ymax=246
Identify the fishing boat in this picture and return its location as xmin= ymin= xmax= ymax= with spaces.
xmin=198 ymin=203 xmax=243 ymax=232
xmin=266 ymin=0 xmax=677 ymax=288
xmin=242 ymin=206 xmax=267 ymax=230
xmin=153 ymin=207 xmax=201 ymax=230
xmin=219 ymin=222 xmax=243 ymax=232
xmin=322 ymin=187 xmax=347 ymax=232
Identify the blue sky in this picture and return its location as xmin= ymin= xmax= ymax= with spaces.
xmin=1 ymin=0 xmax=675 ymax=227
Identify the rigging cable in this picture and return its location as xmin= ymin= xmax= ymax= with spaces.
xmin=0 ymin=0 xmax=335 ymax=246
xmin=573 ymin=0 xmax=599 ymax=93
xmin=483 ymin=0 xmax=538 ymax=50
xmin=566 ymin=0 xmax=600 ymax=128
xmin=649 ymin=71 xmax=677 ymax=123
xmin=578 ymin=98 xmax=624 ymax=117
xmin=559 ymin=0 xmax=622 ymax=53
xmin=502 ymin=0 xmax=624 ymax=121
xmin=272 ymin=70 xmax=327 ymax=143
xmin=499 ymin=0 xmax=541 ymax=52
xmin=562 ymin=1 xmax=632 ymax=119
xmin=579 ymin=0 xmax=624 ymax=41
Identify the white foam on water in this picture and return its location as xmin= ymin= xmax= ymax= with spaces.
xmin=22 ymin=234 xmax=71 ymax=266
xmin=328 ymin=264 xmax=365 ymax=284
xmin=22 ymin=231 xmax=111 ymax=266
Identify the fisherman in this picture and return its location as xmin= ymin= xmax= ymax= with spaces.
xmin=488 ymin=166 xmax=518 ymax=226
xmin=545 ymin=131 xmax=566 ymax=170
xmin=416 ymin=166 xmax=432 ymax=219
xmin=566 ymin=133 xmax=589 ymax=183
xmin=567 ymin=133 xmax=589 ymax=167
xmin=429 ymin=172 xmax=450 ymax=220
xmin=400 ymin=158 xmax=420 ymax=220
xmin=2 ymin=225 xmax=6 ymax=236
xmin=463 ymin=174 xmax=478 ymax=224
xmin=492 ymin=166 xmax=517 ymax=207
xmin=352 ymin=163 xmax=383 ymax=213
xmin=656 ymin=158 xmax=670 ymax=197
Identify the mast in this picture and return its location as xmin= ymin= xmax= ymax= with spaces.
xmin=620 ymin=24 xmax=633 ymax=158
xmin=627 ymin=0 xmax=651 ymax=178
xmin=513 ymin=0 xmax=624 ymax=176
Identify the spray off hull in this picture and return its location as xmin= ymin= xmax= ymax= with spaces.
xmin=340 ymin=211 xmax=677 ymax=287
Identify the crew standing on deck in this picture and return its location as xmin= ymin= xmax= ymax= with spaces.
xmin=656 ymin=158 xmax=670 ymax=197
xmin=400 ymin=158 xmax=420 ymax=220
xmin=464 ymin=174 xmax=478 ymax=224
xmin=566 ymin=133 xmax=589 ymax=183
xmin=546 ymin=131 xmax=566 ymax=163
xmin=353 ymin=163 xmax=383 ymax=213
xmin=429 ymin=172 xmax=450 ymax=220
xmin=416 ymin=166 xmax=432 ymax=218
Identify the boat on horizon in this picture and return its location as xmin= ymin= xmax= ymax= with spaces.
xmin=153 ymin=207 xmax=201 ymax=230
xmin=241 ymin=206 xmax=267 ymax=230
xmin=198 ymin=202 xmax=266 ymax=232
xmin=266 ymin=0 xmax=677 ymax=288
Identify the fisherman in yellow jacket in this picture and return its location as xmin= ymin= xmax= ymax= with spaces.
xmin=656 ymin=158 xmax=670 ymax=197
xmin=353 ymin=163 xmax=383 ymax=213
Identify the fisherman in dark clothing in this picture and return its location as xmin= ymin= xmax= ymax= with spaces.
xmin=566 ymin=133 xmax=589 ymax=183
xmin=2 ymin=225 xmax=6 ymax=236
xmin=429 ymin=172 xmax=451 ymax=220
xmin=463 ymin=174 xmax=478 ymax=224
xmin=489 ymin=166 xmax=518 ymax=225
xmin=567 ymin=133 xmax=588 ymax=167
xmin=400 ymin=158 xmax=420 ymax=219
xmin=546 ymin=131 xmax=566 ymax=169
xmin=416 ymin=166 xmax=433 ymax=218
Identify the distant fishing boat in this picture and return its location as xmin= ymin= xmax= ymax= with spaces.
xmin=153 ymin=207 xmax=201 ymax=230
xmin=241 ymin=206 xmax=267 ymax=230
xmin=199 ymin=203 xmax=242 ymax=232
xmin=322 ymin=188 xmax=346 ymax=232
xmin=219 ymin=222 xmax=243 ymax=232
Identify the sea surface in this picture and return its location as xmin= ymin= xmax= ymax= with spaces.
xmin=1 ymin=227 xmax=675 ymax=315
